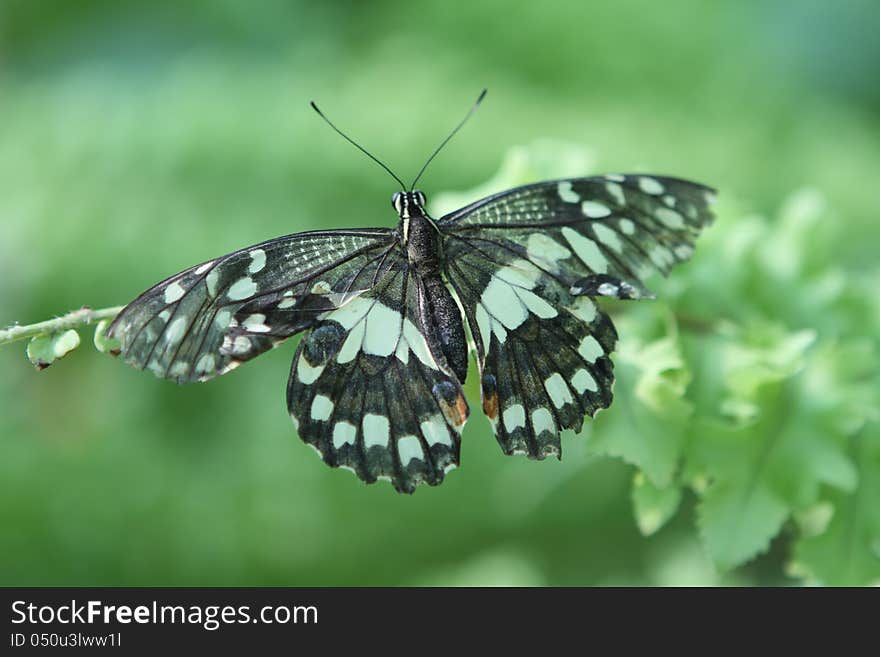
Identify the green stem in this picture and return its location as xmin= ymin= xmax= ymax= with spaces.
xmin=0 ymin=306 xmax=124 ymax=345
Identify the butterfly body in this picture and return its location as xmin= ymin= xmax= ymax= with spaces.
xmin=392 ymin=190 xmax=471 ymax=383
xmin=108 ymin=172 xmax=715 ymax=493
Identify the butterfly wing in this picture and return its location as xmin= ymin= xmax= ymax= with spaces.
xmin=442 ymin=174 xmax=715 ymax=297
xmin=286 ymin=255 xmax=468 ymax=493
xmin=441 ymin=174 xmax=715 ymax=457
xmin=107 ymin=229 xmax=396 ymax=383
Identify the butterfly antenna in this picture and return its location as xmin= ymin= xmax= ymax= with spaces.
xmin=409 ymin=88 xmax=487 ymax=191
xmin=310 ymin=100 xmax=407 ymax=190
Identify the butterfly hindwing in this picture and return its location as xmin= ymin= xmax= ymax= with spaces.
xmin=286 ymin=259 xmax=468 ymax=493
xmin=107 ymin=229 xmax=394 ymax=383
xmin=445 ymin=244 xmax=616 ymax=458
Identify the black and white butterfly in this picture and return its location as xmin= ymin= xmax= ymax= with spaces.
xmin=107 ymin=91 xmax=715 ymax=493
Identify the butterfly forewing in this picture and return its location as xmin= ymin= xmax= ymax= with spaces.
xmin=441 ymin=174 xmax=715 ymax=299
xmin=107 ymin=229 xmax=394 ymax=382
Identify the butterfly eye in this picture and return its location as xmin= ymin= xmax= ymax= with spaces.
xmin=415 ymin=191 xmax=426 ymax=206
xmin=391 ymin=192 xmax=402 ymax=212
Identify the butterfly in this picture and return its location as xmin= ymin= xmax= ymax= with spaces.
xmin=107 ymin=91 xmax=716 ymax=493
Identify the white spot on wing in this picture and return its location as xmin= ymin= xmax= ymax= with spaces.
xmin=196 ymin=353 xmax=216 ymax=374
xmin=205 ymin=270 xmax=220 ymax=297
xmin=214 ymin=309 xmax=232 ymax=328
xmin=248 ymin=248 xmax=266 ymax=274
xmin=517 ymin=289 xmax=557 ymax=319
xmin=531 ymin=408 xmax=555 ymax=436
xmin=638 ymin=177 xmax=664 ymax=195
xmin=544 ymin=372 xmax=574 ymax=408
xmin=327 ymin=296 xmax=373 ymax=330
xmin=581 ymin=201 xmax=612 ymax=218
xmin=605 ymin=182 xmax=625 ymax=206
xmin=229 ymin=335 xmax=251 ymax=354
xmin=578 ymin=335 xmax=604 ymax=362
xmin=592 ymin=223 xmax=624 ymax=253
xmin=337 ymin=320 xmax=366 ymax=364
xmin=478 ymin=259 xmax=555 ymax=343
xmin=194 ymin=261 xmax=214 ymax=275
xmin=296 ymin=358 xmax=324 ymax=384
xmin=169 ymin=362 xmax=189 ymax=377
xmin=494 ymin=259 xmax=541 ymax=288
xmin=481 ymin=276 xmax=528 ymax=331
xmin=649 ymin=245 xmax=675 ymax=269
xmin=474 ymin=303 xmax=492 ymax=349
xmin=572 ymin=368 xmax=598 ymax=393
xmin=332 ymin=421 xmax=356 ymax=448
xmin=242 ymin=313 xmax=270 ymax=333
xmin=675 ymin=244 xmax=694 ymax=259
xmin=618 ymin=218 xmax=636 ymax=235
xmin=227 ymin=276 xmax=257 ymax=301
xmin=557 ymin=181 xmax=580 ymax=203
xmin=310 ymin=394 xmax=334 ymax=421
xmin=363 ymin=414 xmax=390 ymax=448
xmin=402 ymin=318 xmax=437 ymax=369
xmin=165 ymin=317 xmax=187 ymax=344
xmin=526 ymin=233 xmax=571 ymax=272
xmin=362 ymin=303 xmax=402 ymax=357
xmin=655 ymin=207 xmax=685 ymax=229
xmin=397 ymin=435 xmax=424 ymax=464
xmin=163 ymin=282 xmax=185 ymax=304
xmin=420 ymin=414 xmax=452 ymax=446
xmin=502 ymin=404 xmax=525 ymax=431
xmin=568 ymin=297 xmax=597 ymax=323
xmin=561 ymin=227 xmax=608 ymax=273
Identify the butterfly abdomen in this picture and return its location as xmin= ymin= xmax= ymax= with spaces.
xmin=421 ymin=275 xmax=469 ymax=383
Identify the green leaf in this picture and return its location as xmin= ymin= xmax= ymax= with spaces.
xmin=632 ymin=471 xmax=682 ymax=536
xmin=691 ymin=331 xmax=859 ymax=570
xmin=790 ymin=427 xmax=880 ymax=585
xmin=93 ymin=319 xmax=121 ymax=355
xmin=588 ymin=316 xmax=692 ymax=487
xmin=718 ymin=321 xmax=816 ymax=422
xmin=25 ymin=329 xmax=81 ymax=370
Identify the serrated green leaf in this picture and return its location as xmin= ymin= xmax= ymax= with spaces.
xmin=632 ymin=472 xmax=682 ymax=536
xmin=25 ymin=329 xmax=81 ymax=370
xmin=720 ymin=321 xmax=816 ymax=412
xmin=791 ymin=427 xmax=880 ymax=585
xmin=588 ymin=320 xmax=692 ymax=487
xmin=692 ymin=369 xmax=857 ymax=570
xmin=93 ymin=319 xmax=121 ymax=354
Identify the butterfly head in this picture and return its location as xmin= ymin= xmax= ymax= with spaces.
xmin=392 ymin=190 xmax=427 ymax=219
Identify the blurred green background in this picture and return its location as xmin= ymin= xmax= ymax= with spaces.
xmin=1 ymin=0 xmax=878 ymax=586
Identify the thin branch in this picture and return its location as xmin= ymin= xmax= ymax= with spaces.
xmin=0 ymin=306 xmax=124 ymax=346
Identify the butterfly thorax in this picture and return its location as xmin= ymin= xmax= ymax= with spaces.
xmin=393 ymin=190 xmax=443 ymax=276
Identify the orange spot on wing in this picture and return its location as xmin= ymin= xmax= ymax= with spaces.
xmin=441 ymin=393 xmax=470 ymax=427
